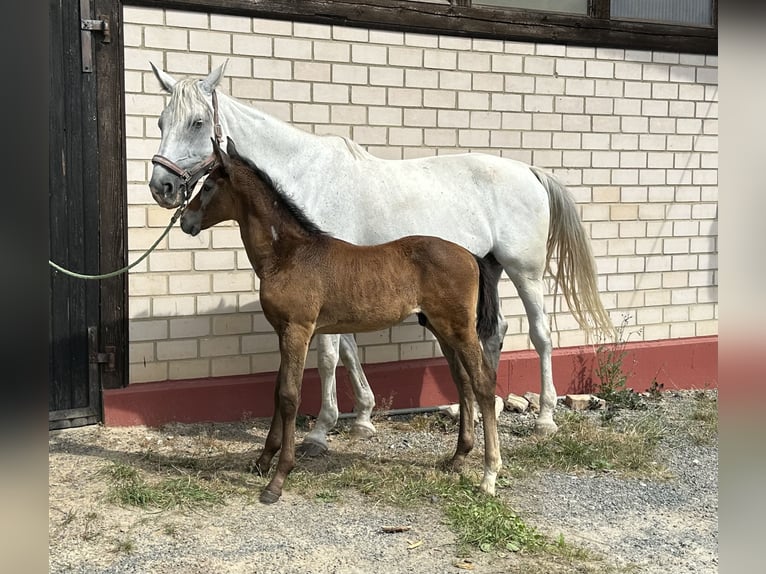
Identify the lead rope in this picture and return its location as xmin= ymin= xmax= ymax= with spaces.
xmin=48 ymin=203 xmax=187 ymax=280
xmin=49 ymin=89 xmax=223 ymax=281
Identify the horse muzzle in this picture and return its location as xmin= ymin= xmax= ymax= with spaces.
xmin=180 ymin=211 xmax=201 ymax=236
xmin=149 ymin=171 xmax=185 ymax=209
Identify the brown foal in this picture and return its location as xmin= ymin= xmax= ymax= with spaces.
xmin=181 ymin=137 xmax=502 ymax=503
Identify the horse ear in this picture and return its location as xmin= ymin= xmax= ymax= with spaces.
xmin=200 ymin=59 xmax=228 ymax=94
xmin=150 ymin=62 xmax=177 ymax=92
xmin=226 ymin=137 xmax=241 ymax=161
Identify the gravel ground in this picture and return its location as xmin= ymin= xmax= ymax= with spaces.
xmin=49 ymin=390 xmax=717 ymax=573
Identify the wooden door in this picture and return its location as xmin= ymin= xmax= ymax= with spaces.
xmin=49 ymin=0 xmax=127 ymax=429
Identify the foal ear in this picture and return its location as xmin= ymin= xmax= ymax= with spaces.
xmin=150 ymin=62 xmax=177 ymax=92
xmin=226 ymin=137 xmax=242 ymax=161
xmin=200 ymin=59 xmax=228 ymax=94
xmin=213 ymin=137 xmax=233 ymax=173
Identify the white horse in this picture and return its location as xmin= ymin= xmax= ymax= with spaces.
xmin=147 ymin=61 xmax=613 ymax=453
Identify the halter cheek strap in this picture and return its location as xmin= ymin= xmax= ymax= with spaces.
xmin=151 ymin=89 xmax=224 ymax=201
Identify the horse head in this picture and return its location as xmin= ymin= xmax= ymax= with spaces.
xmin=148 ymin=61 xmax=228 ymax=209
xmin=180 ymin=138 xmax=239 ymax=236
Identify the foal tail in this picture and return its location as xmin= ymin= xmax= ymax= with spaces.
xmin=474 ymin=255 xmax=500 ymax=344
xmin=529 ymin=167 xmax=615 ymax=339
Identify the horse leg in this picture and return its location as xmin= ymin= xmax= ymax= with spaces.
xmin=261 ymin=323 xmax=313 ymax=504
xmin=453 ymin=341 xmax=502 ymax=496
xmin=510 ymin=273 xmax=557 ymax=436
xmin=298 ymin=334 xmax=341 ymax=457
xmin=338 ymin=334 xmax=376 ymax=439
xmin=476 ymin=256 xmax=507 ymax=371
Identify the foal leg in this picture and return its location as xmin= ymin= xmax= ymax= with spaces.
xmin=261 ymin=324 xmax=313 ymax=504
xmin=253 ymin=380 xmax=284 ymax=476
xmin=433 ymin=337 xmax=476 ymax=473
xmin=509 ymin=272 xmax=557 ymax=436
xmin=453 ymin=342 xmax=502 ymax=496
xmin=338 ymin=334 xmax=376 ymax=440
xmin=299 ymin=334 xmax=341 ymax=457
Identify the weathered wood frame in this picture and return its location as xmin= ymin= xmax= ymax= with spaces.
xmin=128 ymin=0 xmax=717 ymax=54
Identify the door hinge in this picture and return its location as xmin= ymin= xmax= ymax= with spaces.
xmin=89 ymin=345 xmax=116 ymax=372
xmin=80 ymin=0 xmax=110 ymax=73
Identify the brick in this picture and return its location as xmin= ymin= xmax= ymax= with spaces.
xmin=439 ymin=36 xmax=471 ymax=50
xmin=371 ymin=106 xmax=403 ymax=126
xmin=352 ymin=44 xmax=387 ymax=65
xmin=491 ymin=131 xmax=521 ymax=149
xmin=370 ymin=66 xmax=404 ymax=86
xmin=129 ymin=275 xmax=167 ymax=296
xmin=242 ymin=333 xmax=279 ymax=354
xmin=491 ymin=93 xmax=522 ymax=112
xmin=565 ymin=78 xmax=595 ymax=96
xmin=586 ymin=60 xmax=613 ymax=78
xmin=389 ymin=47 xmax=423 ymax=67
xmin=200 ymin=336 xmax=240 ymax=357
xmin=369 ymin=29 xmax=404 ymax=45
xmin=213 ymin=272 xmax=254 ymax=293
xmin=274 ymin=37 xmax=312 ymax=60
xmin=144 ymin=27 xmax=187 ymax=51
xmin=424 ymin=50 xmax=456 ymax=70
xmin=491 ymin=54 xmax=523 ymax=73
xmin=314 ymin=83 xmax=349 ymax=104
xmin=130 ymin=319 xmax=168 ymax=342
xmin=211 ymin=355 xmax=251 ymax=377
xmin=439 ymin=70 xmax=472 ymax=91
xmin=152 ymin=297 xmax=195 ymax=318
xmin=400 ymin=342 xmax=436 ymax=361
xmin=170 ymin=317 xmax=211 ymax=339
xmin=404 ymin=69 xmax=438 ymax=89
xmin=556 ymin=59 xmax=585 ymax=77
xmin=524 ymin=56 xmax=554 ymax=75
xmin=313 ymin=41 xmax=350 ymax=62
xmin=364 ymin=344 xmax=400 ymax=364
xmin=165 ymin=53 xmax=209 ymax=75
xmin=156 ymin=339 xmax=198 ymax=361
xmin=130 ymin=361 xmax=168 ymax=384
xmin=212 ymin=314 xmax=252 ymax=336
xmin=424 ymin=90 xmax=455 ymax=109
xmin=595 ymin=80 xmax=623 ymax=97
xmin=189 ymin=30 xmax=231 ymax=54
xmin=196 ymin=294 xmax=238 ymax=315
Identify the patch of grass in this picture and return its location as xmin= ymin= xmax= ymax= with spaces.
xmin=101 ymin=461 xmax=226 ymax=510
xmin=111 ymin=537 xmax=135 ymax=554
xmin=291 ymin=460 xmax=544 ymax=552
xmin=506 ymin=411 xmax=667 ymax=477
xmin=688 ymin=391 xmax=718 ymax=445
xmin=593 ymin=314 xmax=650 ymax=414
xmin=398 ymin=412 xmax=457 ymax=434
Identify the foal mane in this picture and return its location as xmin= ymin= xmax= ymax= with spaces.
xmin=233 ymin=154 xmax=329 ymax=239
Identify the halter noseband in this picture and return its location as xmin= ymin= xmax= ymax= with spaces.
xmin=151 ymin=89 xmax=223 ymax=203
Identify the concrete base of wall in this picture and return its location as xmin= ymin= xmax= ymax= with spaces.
xmin=104 ymin=335 xmax=717 ymax=427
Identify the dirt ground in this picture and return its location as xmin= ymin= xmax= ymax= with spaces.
xmin=49 ymin=390 xmax=717 ymax=573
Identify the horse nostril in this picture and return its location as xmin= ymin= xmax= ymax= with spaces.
xmin=162 ymin=182 xmax=174 ymax=198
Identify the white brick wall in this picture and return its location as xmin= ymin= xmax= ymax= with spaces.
xmin=124 ymin=7 xmax=718 ymax=383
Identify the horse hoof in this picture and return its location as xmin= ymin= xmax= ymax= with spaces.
xmin=259 ymin=489 xmax=281 ymax=504
xmin=350 ymin=423 xmax=376 ymax=440
xmin=296 ymin=440 xmax=328 ymax=458
xmin=534 ymin=420 xmax=558 ymax=437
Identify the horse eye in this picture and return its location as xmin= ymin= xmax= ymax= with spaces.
xmin=193 ymin=119 xmax=204 ymax=129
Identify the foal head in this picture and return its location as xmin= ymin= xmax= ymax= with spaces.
xmin=180 ymin=138 xmax=250 ymax=236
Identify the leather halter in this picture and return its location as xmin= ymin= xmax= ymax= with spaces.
xmin=151 ymin=89 xmax=223 ymax=202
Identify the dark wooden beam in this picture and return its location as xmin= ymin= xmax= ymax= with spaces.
xmin=96 ymin=0 xmax=129 ymax=390
xmin=127 ymin=0 xmax=717 ymax=54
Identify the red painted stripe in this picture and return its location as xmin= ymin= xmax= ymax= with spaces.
xmin=104 ymin=335 xmax=717 ymax=427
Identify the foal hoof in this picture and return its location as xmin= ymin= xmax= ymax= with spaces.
xmin=259 ymin=489 xmax=281 ymax=505
xmin=440 ymin=457 xmax=466 ymax=474
xmin=296 ymin=439 xmax=328 ymax=458
xmin=534 ymin=420 xmax=558 ymax=437
xmin=350 ymin=422 xmax=376 ymax=440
